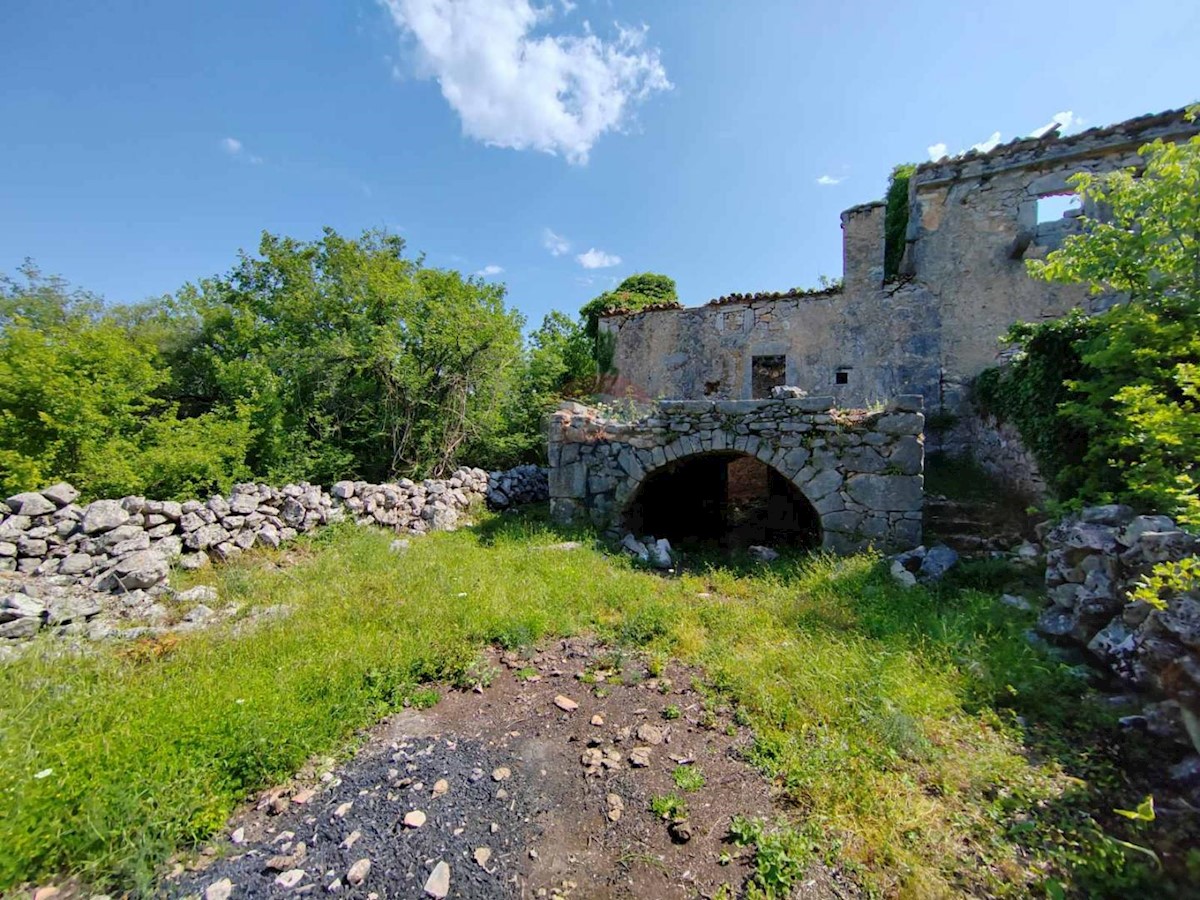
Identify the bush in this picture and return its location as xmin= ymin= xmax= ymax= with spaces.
xmin=883 ymin=163 xmax=917 ymax=281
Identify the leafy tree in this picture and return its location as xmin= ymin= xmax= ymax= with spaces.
xmin=178 ymin=228 xmax=525 ymax=482
xmin=0 ymin=264 xmax=251 ymax=499
xmin=979 ymin=116 xmax=1200 ymax=521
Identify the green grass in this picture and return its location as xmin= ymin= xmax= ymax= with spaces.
xmin=649 ymin=792 xmax=689 ymax=821
xmin=0 ymin=508 xmax=1193 ymax=896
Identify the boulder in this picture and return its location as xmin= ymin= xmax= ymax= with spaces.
xmin=41 ymin=483 xmax=80 ymax=507
xmin=108 ymin=550 xmax=170 ymax=591
xmin=82 ymin=500 xmax=130 ymax=534
xmin=6 ymin=492 xmax=57 ymax=517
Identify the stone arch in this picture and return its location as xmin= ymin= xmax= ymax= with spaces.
xmin=618 ymin=449 xmax=823 ymax=550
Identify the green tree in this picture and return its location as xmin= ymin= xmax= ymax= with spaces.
xmin=179 ymin=228 xmax=525 ymax=482
xmin=0 ymin=265 xmax=251 ymax=499
xmin=980 ymin=116 xmax=1200 ymax=521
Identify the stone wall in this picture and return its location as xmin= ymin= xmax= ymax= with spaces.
xmin=1038 ymin=507 xmax=1200 ymax=747
xmin=600 ymin=108 xmax=1199 ymax=416
xmin=547 ymin=395 xmax=925 ymax=553
xmin=931 ymin=405 xmax=1049 ymax=502
xmin=0 ymin=465 xmax=549 ymax=650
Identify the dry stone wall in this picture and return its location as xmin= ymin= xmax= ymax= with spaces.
xmin=547 ymin=395 xmax=925 ymax=553
xmin=0 ymin=465 xmax=548 ymax=651
xmin=1039 ymin=507 xmax=1200 ymax=746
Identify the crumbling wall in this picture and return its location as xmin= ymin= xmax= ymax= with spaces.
xmin=547 ymin=395 xmax=925 ymax=554
xmin=602 ymin=109 xmax=1199 ymax=415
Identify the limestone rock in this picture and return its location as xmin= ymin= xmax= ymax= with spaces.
xmin=423 ymin=861 xmax=450 ymax=899
xmin=81 ymin=500 xmax=129 ymax=534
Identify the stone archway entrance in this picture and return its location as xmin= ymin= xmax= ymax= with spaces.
xmin=622 ymin=451 xmax=821 ymax=550
xmin=547 ymin=396 xmax=925 ymax=554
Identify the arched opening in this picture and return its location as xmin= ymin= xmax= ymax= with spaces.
xmin=623 ymin=452 xmax=821 ymax=551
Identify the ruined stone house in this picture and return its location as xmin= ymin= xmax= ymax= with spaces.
xmin=597 ymin=108 xmax=1199 ymax=415
xmin=547 ymin=109 xmax=1199 ymax=550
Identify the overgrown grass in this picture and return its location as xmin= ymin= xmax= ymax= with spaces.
xmin=0 ymin=509 xmax=1193 ymax=896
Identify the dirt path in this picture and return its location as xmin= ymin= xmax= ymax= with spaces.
xmin=167 ymin=638 xmax=844 ymax=899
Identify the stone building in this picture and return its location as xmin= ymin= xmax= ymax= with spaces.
xmin=598 ymin=108 xmax=1198 ymax=415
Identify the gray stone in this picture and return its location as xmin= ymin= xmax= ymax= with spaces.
xmin=1081 ymin=504 xmax=1136 ymax=526
xmin=178 ymin=552 xmax=210 ymax=571
xmin=1 ymin=592 xmax=45 ymax=621
xmin=0 ymin=515 xmax=31 ymax=540
xmin=6 ymin=492 xmax=56 ymax=516
xmin=873 ymin=412 xmax=923 ymax=435
xmin=41 ymin=483 xmax=80 ymax=507
xmin=0 ymin=616 xmax=41 ymax=638
xmin=804 ymin=469 xmax=843 ymax=501
xmin=111 ymin=550 xmax=170 ymax=590
xmin=844 ymin=474 xmax=922 ymax=511
xmin=82 ymin=500 xmax=129 ymax=534
xmin=917 ymin=544 xmax=958 ymax=581
xmin=57 ymin=553 xmax=93 ymax=576
xmin=185 ymin=524 xmax=231 ymax=551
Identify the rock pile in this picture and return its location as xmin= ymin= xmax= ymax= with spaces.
xmin=1039 ymin=505 xmax=1200 ymax=744
xmin=0 ymin=465 xmax=549 ymax=648
xmin=620 ymin=534 xmax=674 ymax=569
xmin=485 ymin=464 xmax=549 ymax=509
xmin=888 ymin=543 xmax=960 ymax=587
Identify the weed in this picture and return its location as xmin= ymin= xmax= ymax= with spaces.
xmin=672 ymin=765 xmax=705 ymax=792
xmin=728 ymin=815 xmax=814 ymax=898
xmin=662 ymin=703 xmax=681 ymax=720
xmin=649 ymin=793 xmax=688 ymax=821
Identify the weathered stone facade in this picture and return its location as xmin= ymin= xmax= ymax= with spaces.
xmin=548 ymin=395 xmax=925 ymax=553
xmin=599 ymin=109 xmax=1199 ymax=416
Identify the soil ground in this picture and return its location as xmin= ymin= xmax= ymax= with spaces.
xmin=167 ymin=638 xmax=856 ymax=899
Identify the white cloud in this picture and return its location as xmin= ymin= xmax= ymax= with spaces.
xmin=1031 ymin=110 xmax=1085 ymax=138
xmin=221 ymin=136 xmax=263 ymax=164
xmin=815 ymin=174 xmax=844 ymax=186
xmin=970 ymin=131 xmax=1002 ymax=154
xmin=381 ymin=0 xmax=671 ymax=164
xmin=576 ymin=248 xmax=621 ymax=269
xmin=543 ymin=228 xmax=571 ymax=256
xmin=927 ymin=142 xmax=947 ymax=161
xmin=475 ymin=264 xmax=504 ymax=276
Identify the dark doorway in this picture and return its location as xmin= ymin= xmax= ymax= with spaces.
xmin=623 ymin=452 xmax=821 ymax=550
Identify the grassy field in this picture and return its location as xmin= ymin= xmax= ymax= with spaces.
xmin=0 ymin=508 xmax=1193 ymax=897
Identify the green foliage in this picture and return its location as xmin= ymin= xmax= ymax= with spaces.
xmin=728 ymin=815 xmax=814 ymax=899
xmin=579 ymin=272 xmax=679 ymax=372
xmin=672 ymin=764 xmax=705 ymax=792
xmin=883 ymin=163 xmax=917 ymax=281
xmin=0 ymin=263 xmax=253 ymax=499
xmin=180 ymin=229 xmax=526 ymax=482
xmin=649 ymin=792 xmax=688 ymax=820
xmin=1028 ymin=126 xmax=1200 ymax=300
xmin=977 ymin=125 xmax=1200 ymax=521
xmin=0 ymin=519 xmax=1190 ymax=894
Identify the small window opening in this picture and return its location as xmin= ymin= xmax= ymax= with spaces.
xmin=751 ymin=355 xmax=786 ymax=399
xmin=1036 ymin=193 xmax=1081 ymax=224
xmin=835 ymin=370 xmax=849 ymax=385
xmin=704 ymin=380 xmax=721 ymax=396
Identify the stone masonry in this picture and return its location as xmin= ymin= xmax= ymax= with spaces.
xmin=599 ymin=109 xmax=1199 ymax=417
xmin=548 ymin=395 xmax=925 ymax=553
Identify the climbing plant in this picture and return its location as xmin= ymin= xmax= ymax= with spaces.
xmin=883 ymin=163 xmax=917 ymax=281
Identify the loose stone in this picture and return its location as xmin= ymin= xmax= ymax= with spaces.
xmin=204 ymin=878 xmax=233 ymax=900
xmin=554 ymin=694 xmax=579 ymax=712
xmin=403 ymin=809 xmax=427 ymax=828
xmin=346 ymin=859 xmax=371 ymax=886
xmin=423 ymin=861 xmax=451 ymax=899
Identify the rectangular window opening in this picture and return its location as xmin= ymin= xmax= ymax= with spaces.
xmin=751 ymin=355 xmax=787 ymax=399
xmin=1036 ymin=193 xmax=1081 ymax=224
xmin=835 ymin=370 xmax=850 ymax=385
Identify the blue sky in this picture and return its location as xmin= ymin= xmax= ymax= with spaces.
xmin=2 ymin=1 xmax=1197 ymax=329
